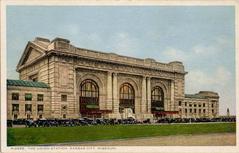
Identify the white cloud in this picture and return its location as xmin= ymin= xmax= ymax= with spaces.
xmin=215 ymin=36 xmax=233 ymax=48
xmin=215 ymin=66 xmax=232 ymax=85
xmin=109 ymin=32 xmax=140 ymax=56
xmin=87 ymin=33 xmax=101 ymax=42
xmin=185 ymin=66 xmax=234 ymax=115
xmin=186 ymin=66 xmax=231 ymax=93
xmin=161 ymin=47 xmax=188 ymax=61
xmin=58 ymin=24 xmax=81 ymax=36
xmin=192 ymin=45 xmax=217 ymax=56
xmin=161 ymin=36 xmax=232 ymax=63
xmin=78 ymin=33 xmax=103 ymax=49
xmin=192 ymin=36 xmax=233 ymax=57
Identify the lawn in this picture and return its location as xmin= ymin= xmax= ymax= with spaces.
xmin=7 ymin=123 xmax=236 ymax=146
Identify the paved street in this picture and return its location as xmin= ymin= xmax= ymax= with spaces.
xmin=56 ymin=133 xmax=235 ymax=146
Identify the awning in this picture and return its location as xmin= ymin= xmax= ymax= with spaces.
xmin=152 ymin=111 xmax=178 ymax=115
xmin=86 ymin=105 xmax=99 ymax=109
xmin=81 ymin=109 xmax=112 ymax=114
xmin=155 ymin=107 xmax=164 ymax=111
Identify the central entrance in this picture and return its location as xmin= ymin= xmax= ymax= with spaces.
xmin=119 ymin=83 xmax=135 ymax=114
xmin=151 ymin=86 xmax=165 ymax=118
xmin=79 ymin=79 xmax=100 ymax=118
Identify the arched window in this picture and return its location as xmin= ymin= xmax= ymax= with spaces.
xmin=81 ymin=80 xmax=99 ymax=97
xmin=80 ymin=79 xmax=99 ymax=98
xmin=119 ymin=83 xmax=135 ymax=113
xmin=79 ymin=79 xmax=99 ymax=117
xmin=151 ymin=86 xmax=164 ymax=112
xmin=120 ymin=83 xmax=134 ymax=100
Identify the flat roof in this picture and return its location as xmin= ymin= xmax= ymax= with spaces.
xmin=185 ymin=94 xmax=206 ymax=99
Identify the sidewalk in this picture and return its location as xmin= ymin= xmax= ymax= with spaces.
xmin=49 ymin=132 xmax=236 ymax=146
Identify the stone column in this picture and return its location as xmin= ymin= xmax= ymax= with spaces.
xmin=74 ymin=68 xmax=77 ymax=114
xmin=141 ymin=76 xmax=147 ymax=113
xmin=170 ymin=80 xmax=175 ymax=111
xmin=107 ymin=71 xmax=113 ymax=110
xmin=146 ymin=77 xmax=151 ymax=113
xmin=112 ymin=73 xmax=119 ymax=113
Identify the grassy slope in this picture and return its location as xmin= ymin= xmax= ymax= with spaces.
xmin=7 ymin=123 xmax=236 ymax=146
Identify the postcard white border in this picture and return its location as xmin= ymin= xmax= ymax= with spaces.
xmin=1 ymin=0 xmax=239 ymax=153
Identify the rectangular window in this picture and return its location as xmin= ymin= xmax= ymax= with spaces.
xmin=212 ymin=104 xmax=214 ymax=107
xmin=190 ymin=109 xmax=192 ymax=113
xmin=194 ymin=104 xmax=197 ymax=107
xmin=12 ymin=93 xmax=19 ymax=100
xmin=185 ymin=102 xmax=187 ymax=106
xmin=203 ymin=103 xmax=205 ymax=107
xmin=25 ymin=104 xmax=32 ymax=112
xmin=12 ymin=104 xmax=19 ymax=112
xmin=203 ymin=109 xmax=206 ymax=113
xmin=37 ymin=105 xmax=44 ymax=112
xmin=199 ymin=105 xmax=201 ymax=107
xmin=61 ymin=95 xmax=67 ymax=102
xmin=37 ymin=94 xmax=44 ymax=101
xmin=194 ymin=109 xmax=196 ymax=113
xmin=178 ymin=101 xmax=181 ymax=106
xmin=185 ymin=109 xmax=187 ymax=113
xmin=199 ymin=109 xmax=201 ymax=113
xmin=212 ymin=109 xmax=214 ymax=113
xmin=25 ymin=93 xmax=32 ymax=101
xmin=189 ymin=104 xmax=192 ymax=107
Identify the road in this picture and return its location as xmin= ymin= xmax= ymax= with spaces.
xmin=53 ymin=132 xmax=236 ymax=146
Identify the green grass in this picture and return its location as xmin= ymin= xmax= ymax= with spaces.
xmin=7 ymin=123 xmax=236 ymax=146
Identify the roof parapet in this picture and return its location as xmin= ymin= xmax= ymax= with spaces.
xmin=197 ymin=91 xmax=219 ymax=98
xmin=34 ymin=37 xmax=50 ymax=43
xmin=186 ymin=91 xmax=219 ymax=99
xmin=169 ymin=61 xmax=185 ymax=72
xmin=30 ymin=37 xmax=186 ymax=74
xmin=48 ymin=37 xmax=70 ymax=51
xmin=51 ymin=37 xmax=70 ymax=44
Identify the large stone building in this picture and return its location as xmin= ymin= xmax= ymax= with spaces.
xmin=179 ymin=91 xmax=219 ymax=118
xmin=7 ymin=80 xmax=51 ymax=120
xmin=7 ymin=37 xmax=219 ymax=120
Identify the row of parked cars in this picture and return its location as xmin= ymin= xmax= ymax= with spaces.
xmin=7 ymin=117 xmax=142 ymax=127
xmin=156 ymin=117 xmax=236 ymax=123
xmin=7 ymin=116 xmax=235 ymax=128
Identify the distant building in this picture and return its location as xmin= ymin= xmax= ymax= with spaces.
xmin=7 ymin=37 xmax=219 ymax=120
xmin=179 ymin=91 xmax=219 ymax=118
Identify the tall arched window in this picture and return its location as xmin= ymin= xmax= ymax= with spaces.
xmin=119 ymin=83 xmax=135 ymax=113
xmin=80 ymin=79 xmax=99 ymax=98
xmin=151 ymin=86 xmax=164 ymax=112
xmin=79 ymin=79 xmax=99 ymax=116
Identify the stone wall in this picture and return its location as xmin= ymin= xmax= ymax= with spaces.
xmin=14 ymin=37 xmax=189 ymax=120
xmin=7 ymin=86 xmax=51 ymax=120
xmin=182 ymin=92 xmax=219 ymax=118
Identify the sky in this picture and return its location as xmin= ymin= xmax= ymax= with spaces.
xmin=6 ymin=6 xmax=235 ymax=115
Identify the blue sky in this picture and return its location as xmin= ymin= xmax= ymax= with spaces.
xmin=7 ymin=6 xmax=235 ymax=115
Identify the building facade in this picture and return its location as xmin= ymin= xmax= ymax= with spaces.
xmin=179 ymin=91 xmax=219 ymax=118
xmin=7 ymin=37 xmax=219 ymax=120
xmin=7 ymin=80 xmax=51 ymax=120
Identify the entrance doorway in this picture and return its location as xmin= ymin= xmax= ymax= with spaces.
xmin=119 ymin=83 xmax=135 ymax=114
xmin=151 ymin=86 xmax=164 ymax=119
xmin=79 ymin=79 xmax=100 ymax=118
